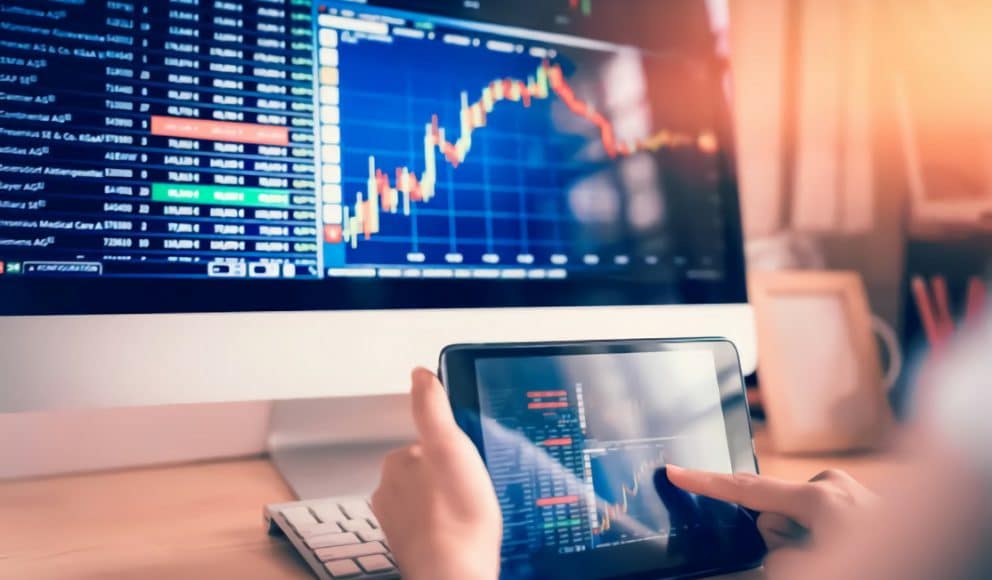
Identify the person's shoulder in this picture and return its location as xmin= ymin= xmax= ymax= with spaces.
xmin=929 ymin=316 xmax=992 ymax=481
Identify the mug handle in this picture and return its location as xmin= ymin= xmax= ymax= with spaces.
xmin=871 ymin=315 xmax=903 ymax=392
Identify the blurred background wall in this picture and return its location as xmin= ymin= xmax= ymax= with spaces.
xmin=728 ymin=0 xmax=992 ymax=409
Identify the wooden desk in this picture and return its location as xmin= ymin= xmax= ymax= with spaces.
xmin=0 ymin=432 xmax=910 ymax=580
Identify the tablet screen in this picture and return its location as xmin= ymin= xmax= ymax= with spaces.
xmin=445 ymin=340 xmax=764 ymax=580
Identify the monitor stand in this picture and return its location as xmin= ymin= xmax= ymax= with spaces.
xmin=267 ymin=395 xmax=416 ymax=499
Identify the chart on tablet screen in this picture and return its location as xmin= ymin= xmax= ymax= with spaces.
xmin=588 ymin=443 xmax=670 ymax=545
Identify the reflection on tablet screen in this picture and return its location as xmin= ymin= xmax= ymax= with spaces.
xmin=472 ymin=349 xmax=764 ymax=579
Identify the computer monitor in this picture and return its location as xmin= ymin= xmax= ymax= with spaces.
xmin=0 ymin=1 xmax=752 ymax=419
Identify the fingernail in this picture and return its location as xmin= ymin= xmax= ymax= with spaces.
xmin=665 ymin=464 xmax=683 ymax=473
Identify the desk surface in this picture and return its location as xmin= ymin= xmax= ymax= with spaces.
xmin=0 ymin=431 xmax=910 ymax=580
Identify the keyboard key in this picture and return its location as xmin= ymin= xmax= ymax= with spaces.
xmin=340 ymin=499 xmax=374 ymax=519
xmin=311 ymin=503 xmax=347 ymax=523
xmin=340 ymin=519 xmax=373 ymax=533
xmin=281 ymin=506 xmax=318 ymax=531
xmin=315 ymin=541 xmax=387 ymax=562
xmin=324 ymin=559 xmax=362 ymax=578
xmin=296 ymin=522 xmax=342 ymax=538
xmin=304 ymin=532 xmax=361 ymax=550
xmin=357 ymin=554 xmax=394 ymax=573
xmin=358 ymin=529 xmax=385 ymax=543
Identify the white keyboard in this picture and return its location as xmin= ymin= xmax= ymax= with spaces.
xmin=266 ymin=497 xmax=400 ymax=579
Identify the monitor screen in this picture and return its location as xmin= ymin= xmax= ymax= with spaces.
xmin=0 ymin=0 xmax=745 ymax=315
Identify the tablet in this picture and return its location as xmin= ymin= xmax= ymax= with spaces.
xmin=440 ymin=338 xmax=765 ymax=580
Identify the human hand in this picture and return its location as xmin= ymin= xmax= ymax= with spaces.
xmin=371 ymin=368 xmax=502 ymax=580
xmin=666 ymin=466 xmax=876 ymax=577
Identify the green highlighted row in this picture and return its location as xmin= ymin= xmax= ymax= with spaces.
xmin=151 ymin=183 xmax=291 ymax=208
xmin=543 ymin=519 xmax=583 ymax=530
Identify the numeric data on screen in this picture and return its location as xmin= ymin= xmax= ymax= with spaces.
xmin=0 ymin=1 xmax=729 ymax=282
xmin=0 ymin=1 xmax=320 ymax=279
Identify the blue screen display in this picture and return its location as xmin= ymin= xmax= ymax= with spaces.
xmin=0 ymin=0 xmax=746 ymax=315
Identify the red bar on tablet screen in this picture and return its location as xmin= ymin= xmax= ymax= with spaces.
xmin=536 ymin=495 xmax=579 ymax=507
xmin=526 ymin=390 xmax=568 ymax=398
xmin=528 ymin=401 xmax=568 ymax=410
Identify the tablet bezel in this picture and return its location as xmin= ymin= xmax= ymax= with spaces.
xmin=439 ymin=337 xmax=762 ymax=580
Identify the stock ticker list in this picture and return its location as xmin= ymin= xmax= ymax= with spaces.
xmin=482 ymin=383 xmax=594 ymax=561
xmin=0 ymin=0 xmax=320 ymax=278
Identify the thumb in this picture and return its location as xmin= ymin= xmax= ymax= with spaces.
xmin=410 ymin=367 xmax=460 ymax=449
xmin=666 ymin=465 xmax=817 ymax=527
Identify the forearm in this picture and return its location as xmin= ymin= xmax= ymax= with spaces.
xmin=783 ymin=432 xmax=989 ymax=580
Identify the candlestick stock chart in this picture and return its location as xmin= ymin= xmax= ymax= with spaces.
xmin=320 ymin=6 xmax=724 ymax=274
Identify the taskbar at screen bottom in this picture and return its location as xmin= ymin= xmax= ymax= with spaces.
xmin=0 ymin=258 xmax=725 ymax=282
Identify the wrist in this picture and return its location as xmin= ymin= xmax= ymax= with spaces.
xmin=402 ymin=540 xmax=499 ymax=580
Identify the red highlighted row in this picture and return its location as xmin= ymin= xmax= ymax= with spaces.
xmin=536 ymin=495 xmax=580 ymax=507
xmin=150 ymin=116 xmax=289 ymax=146
xmin=526 ymin=390 xmax=568 ymax=398
xmin=528 ymin=401 xmax=569 ymax=410
xmin=541 ymin=437 xmax=573 ymax=447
